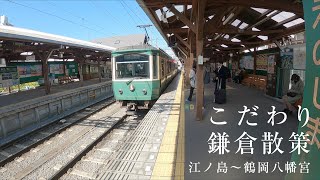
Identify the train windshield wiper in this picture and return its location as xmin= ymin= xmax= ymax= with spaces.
xmin=126 ymin=77 xmax=138 ymax=85
xmin=125 ymin=76 xmax=146 ymax=85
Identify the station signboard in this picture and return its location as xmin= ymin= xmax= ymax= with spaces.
xmin=0 ymin=66 xmax=19 ymax=88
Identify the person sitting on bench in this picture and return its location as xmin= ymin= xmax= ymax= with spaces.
xmin=282 ymin=74 xmax=304 ymax=114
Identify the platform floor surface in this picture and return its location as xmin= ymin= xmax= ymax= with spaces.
xmin=185 ymin=82 xmax=299 ymax=180
xmin=97 ymin=75 xmax=181 ymax=179
xmin=0 ymin=78 xmax=110 ymax=107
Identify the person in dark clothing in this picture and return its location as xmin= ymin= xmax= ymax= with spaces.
xmin=215 ymin=62 xmax=228 ymax=90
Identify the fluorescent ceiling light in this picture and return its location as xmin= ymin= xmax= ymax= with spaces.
xmin=223 ymin=13 xmax=234 ymax=25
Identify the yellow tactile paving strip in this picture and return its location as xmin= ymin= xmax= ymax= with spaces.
xmin=151 ymin=73 xmax=185 ymax=180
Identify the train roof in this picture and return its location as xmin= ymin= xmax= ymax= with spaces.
xmin=114 ymin=44 xmax=172 ymax=59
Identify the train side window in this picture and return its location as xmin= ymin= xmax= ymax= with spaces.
xmin=153 ymin=55 xmax=158 ymax=79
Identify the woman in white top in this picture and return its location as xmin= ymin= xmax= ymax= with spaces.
xmin=283 ymin=74 xmax=304 ymax=114
xmin=187 ymin=65 xmax=196 ymax=101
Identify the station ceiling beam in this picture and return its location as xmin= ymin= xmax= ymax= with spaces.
xmin=207 ymin=0 xmax=303 ymax=16
xmin=175 ymin=34 xmax=191 ymax=50
xmin=144 ymin=0 xmax=191 ymax=7
xmin=166 ymin=4 xmax=196 ymax=33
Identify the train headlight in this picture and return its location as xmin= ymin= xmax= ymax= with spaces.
xmin=142 ymin=89 xmax=147 ymax=95
xmin=129 ymin=84 xmax=135 ymax=92
xmin=118 ymin=89 xmax=123 ymax=94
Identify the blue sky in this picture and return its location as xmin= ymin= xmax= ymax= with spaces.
xmin=0 ymin=0 xmax=176 ymax=58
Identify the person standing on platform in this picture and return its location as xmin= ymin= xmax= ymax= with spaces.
xmin=204 ymin=65 xmax=210 ymax=85
xmin=215 ymin=62 xmax=228 ymax=90
xmin=187 ymin=64 xmax=196 ymax=101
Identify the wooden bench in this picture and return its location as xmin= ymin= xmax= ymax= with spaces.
xmin=242 ymin=75 xmax=267 ymax=91
xmin=58 ymin=76 xmax=73 ymax=84
xmin=241 ymin=74 xmax=254 ymax=86
xmin=252 ymin=75 xmax=267 ymax=91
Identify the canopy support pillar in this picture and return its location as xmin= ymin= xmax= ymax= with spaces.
xmin=195 ymin=0 xmax=206 ymax=121
xmin=36 ymin=49 xmax=55 ymax=95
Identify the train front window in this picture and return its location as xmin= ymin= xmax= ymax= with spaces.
xmin=115 ymin=54 xmax=150 ymax=79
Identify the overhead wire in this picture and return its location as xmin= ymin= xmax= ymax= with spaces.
xmin=121 ymin=1 xmax=157 ymax=39
xmin=46 ymin=1 xmax=105 ymax=31
xmin=89 ymin=0 xmax=139 ymax=45
xmin=7 ymin=0 xmax=175 ymax=56
xmin=119 ymin=1 xmax=140 ymax=27
xmin=6 ymin=0 xmax=135 ymax=45
xmin=120 ymin=0 xmax=171 ymax=53
xmin=5 ymin=0 xmax=109 ymax=38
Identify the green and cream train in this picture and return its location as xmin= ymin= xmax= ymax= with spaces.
xmin=112 ymin=45 xmax=178 ymax=110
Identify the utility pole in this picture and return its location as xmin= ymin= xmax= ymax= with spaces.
xmin=137 ymin=24 xmax=152 ymax=45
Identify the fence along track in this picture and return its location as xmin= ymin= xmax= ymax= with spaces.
xmin=0 ymin=98 xmax=115 ymax=167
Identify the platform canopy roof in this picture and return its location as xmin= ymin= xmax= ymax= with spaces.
xmin=137 ymin=0 xmax=305 ymax=60
xmin=91 ymin=34 xmax=147 ymax=49
xmin=0 ymin=25 xmax=116 ymax=62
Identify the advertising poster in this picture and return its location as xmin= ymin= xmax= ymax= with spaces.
xmin=0 ymin=67 xmax=19 ymax=87
xmin=49 ymin=64 xmax=64 ymax=74
xmin=281 ymin=48 xmax=293 ymax=69
xmin=256 ymin=54 xmax=268 ymax=71
xmin=240 ymin=55 xmax=254 ymax=70
xmin=17 ymin=65 xmax=42 ymax=77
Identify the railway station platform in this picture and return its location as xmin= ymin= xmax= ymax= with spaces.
xmin=89 ymin=74 xmax=300 ymax=180
xmin=0 ymin=78 xmax=113 ymax=146
xmin=0 ymin=72 xmax=305 ymax=180
xmin=0 ymin=78 xmax=111 ymax=107
xmin=184 ymin=81 xmax=300 ymax=180
xmin=94 ymin=73 xmax=184 ymax=180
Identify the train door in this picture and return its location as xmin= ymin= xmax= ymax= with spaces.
xmin=160 ymin=57 xmax=165 ymax=86
xmin=152 ymin=54 xmax=158 ymax=80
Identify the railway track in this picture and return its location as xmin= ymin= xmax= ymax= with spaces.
xmin=0 ymin=98 xmax=115 ymax=167
xmin=0 ymin=99 xmax=131 ymax=179
xmin=59 ymin=112 xmax=146 ymax=179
